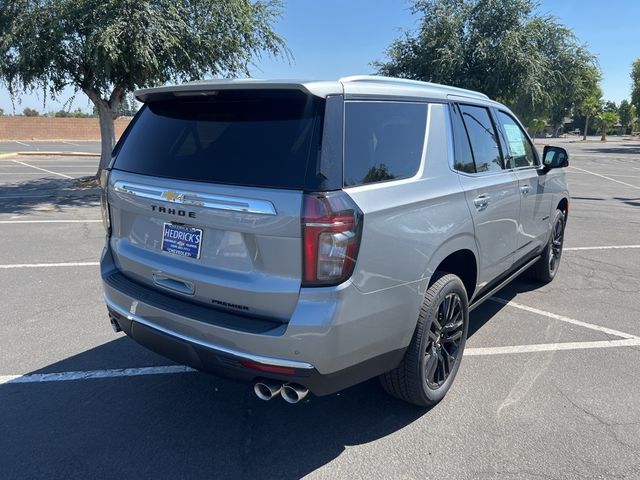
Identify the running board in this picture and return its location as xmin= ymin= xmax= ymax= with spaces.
xmin=469 ymin=255 xmax=541 ymax=312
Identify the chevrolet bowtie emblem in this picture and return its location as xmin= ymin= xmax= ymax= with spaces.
xmin=162 ymin=191 xmax=184 ymax=202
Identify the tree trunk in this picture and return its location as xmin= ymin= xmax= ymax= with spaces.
xmin=601 ymin=123 xmax=607 ymax=142
xmin=583 ymin=114 xmax=589 ymax=141
xmin=84 ymin=87 xmax=123 ymax=178
xmin=97 ymin=101 xmax=116 ymax=173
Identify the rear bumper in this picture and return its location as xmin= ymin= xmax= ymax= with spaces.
xmin=101 ymin=246 xmax=417 ymax=395
xmin=106 ymin=294 xmax=404 ymax=396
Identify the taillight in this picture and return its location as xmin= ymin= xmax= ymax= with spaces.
xmin=302 ymin=191 xmax=363 ymax=287
xmin=99 ymin=169 xmax=111 ymax=234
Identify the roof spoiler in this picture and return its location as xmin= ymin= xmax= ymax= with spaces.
xmin=135 ymin=80 xmax=336 ymax=103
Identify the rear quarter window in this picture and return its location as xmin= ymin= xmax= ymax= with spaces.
xmin=343 ymin=101 xmax=428 ymax=187
xmin=458 ymin=104 xmax=504 ymax=173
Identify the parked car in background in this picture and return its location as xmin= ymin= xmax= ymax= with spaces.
xmin=100 ymin=76 xmax=570 ymax=406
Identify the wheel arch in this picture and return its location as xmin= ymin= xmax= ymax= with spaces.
xmin=557 ymin=197 xmax=569 ymax=219
xmin=423 ymin=235 xmax=478 ymax=301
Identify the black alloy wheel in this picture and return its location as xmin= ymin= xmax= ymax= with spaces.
xmin=424 ymin=293 xmax=465 ymax=389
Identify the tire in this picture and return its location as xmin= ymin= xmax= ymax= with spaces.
xmin=380 ymin=272 xmax=469 ymax=407
xmin=529 ymin=209 xmax=566 ymax=283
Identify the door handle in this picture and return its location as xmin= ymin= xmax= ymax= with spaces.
xmin=152 ymin=273 xmax=195 ymax=295
xmin=520 ymin=184 xmax=531 ymax=196
xmin=473 ymin=195 xmax=490 ymax=211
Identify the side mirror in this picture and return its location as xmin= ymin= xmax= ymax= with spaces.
xmin=542 ymin=146 xmax=569 ymax=170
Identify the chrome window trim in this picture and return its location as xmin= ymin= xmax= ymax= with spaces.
xmin=112 ymin=180 xmax=277 ymax=215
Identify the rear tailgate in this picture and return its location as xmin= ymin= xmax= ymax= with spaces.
xmin=107 ymin=89 xmax=326 ymax=321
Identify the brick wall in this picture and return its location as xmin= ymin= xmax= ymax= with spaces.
xmin=0 ymin=117 xmax=132 ymax=141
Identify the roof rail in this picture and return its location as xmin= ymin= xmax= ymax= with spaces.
xmin=339 ymin=75 xmax=489 ymax=99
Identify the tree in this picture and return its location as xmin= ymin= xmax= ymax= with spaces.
xmin=22 ymin=107 xmax=40 ymax=117
xmin=630 ymin=105 xmax=639 ymax=134
xmin=374 ymin=0 xmax=597 ymax=123
xmin=55 ymin=108 xmax=91 ymax=118
xmin=619 ymin=100 xmax=632 ymax=134
xmin=632 ymin=60 xmax=640 ymax=114
xmin=528 ymin=118 xmax=547 ymax=138
xmin=578 ymin=94 xmax=602 ymax=141
xmin=0 ymin=107 xmax=4 ymax=116
xmin=0 ymin=0 xmax=288 ymax=174
xmin=596 ymin=110 xmax=619 ymax=142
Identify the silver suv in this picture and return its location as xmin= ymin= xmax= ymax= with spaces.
xmin=100 ymin=76 xmax=570 ymax=406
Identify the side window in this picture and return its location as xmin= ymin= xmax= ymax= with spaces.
xmin=343 ymin=101 xmax=427 ymax=187
xmin=459 ymin=104 xmax=503 ymax=173
xmin=496 ymin=111 xmax=537 ymax=168
xmin=450 ymin=104 xmax=476 ymax=173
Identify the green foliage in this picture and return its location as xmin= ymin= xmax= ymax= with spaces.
xmin=528 ymin=118 xmax=547 ymax=138
xmin=374 ymin=0 xmax=598 ymax=126
xmin=618 ymin=100 xmax=632 ymax=132
xmin=0 ymin=0 xmax=288 ymax=99
xmin=0 ymin=0 xmax=289 ymax=170
xmin=630 ymin=105 xmax=639 ymax=133
xmin=631 ymin=60 xmax=640 ymax=114
xmin=603 ymin=100 xmax=617 ymax=113
xmin=54 ymin=108 xmax=92 ymax=118
xmin=22 ymin=107 xmax=40 ymax=116
xmin=0 ymin=107 xmax=4 ymax=116
xmin=576 ymin=92 xmax=602 ymax=140
xmin=595 ymin=110 xmax=619 ymax=141
xmin=362 ymin=164 xmax=395 ymax=183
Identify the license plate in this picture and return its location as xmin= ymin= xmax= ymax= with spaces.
xmin=161 ymin=223 xmax=203 ymax=259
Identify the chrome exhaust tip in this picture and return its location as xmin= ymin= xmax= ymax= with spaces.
xmin=254 ymin=379 xmax=282 ymax=401
xmin=281 ymin=383 xmax=309 ymax=404
xmin=109 ymin=316 xmax=122 ymax=333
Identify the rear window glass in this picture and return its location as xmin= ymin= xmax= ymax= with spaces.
xmin=343 ymin=101 xmax=427 ymax=187
xmin=113 ymin=90 xmax=323 ymax=189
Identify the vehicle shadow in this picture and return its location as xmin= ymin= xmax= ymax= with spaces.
xmin=0 ymin=277 xmax=538 ymax=479
xmin=0 ymin=177 xmax=99 ymax=215
xmin=468 ymin=276 xmax=542 ymax=338
xmin=0 ymin=336 xmax=427 ymax=479
xmin=582 ymin=145 xmax=640 ymax=155
xmin=613 ymin=197 xmax=640 ymax=208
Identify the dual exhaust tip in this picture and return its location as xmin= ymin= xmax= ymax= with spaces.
xmin=254 ymin=379 xmax=309 ymax=404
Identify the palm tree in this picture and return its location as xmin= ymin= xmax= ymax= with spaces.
xmin=596 ymin=111 xmax=619 ymax=142
xmin=579 ymin=96 xmax=600 ymax=141
xmin=528 ymin=118 xmax=547 ymax=139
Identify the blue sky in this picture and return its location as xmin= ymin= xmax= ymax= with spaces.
xmin=1 ymin=0 xmax=637 ymax=113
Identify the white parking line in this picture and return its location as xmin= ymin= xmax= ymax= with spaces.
xmin=0 ymin=172 xmax=93 ymax=175
xmin=62 ymin=141 xmax=80 ymax=146
xmin=0 ymin=220 xmax=101 ymax=224
xmin=465 ymin=338 xmax=640 ymax=356
xmin=11 ymin=160 xmax=73 ymax=179
xmin=3 ymin=336 xmax=640 ymax=385
xmin=0 ymin=365 xmax=196 ymax=385
xmin=489 ymin=297 xmax=638 ymax=339
xmin=565 ymin=245 xmax=640 ymax=251
xmin=568 ymin=171 xmax=640 ymax=178
xmin=569 ymin=165 xmax=640 ymax=190
xmin=13 ymin=140 xmax=30 ymax=146
xmin=0 ymin=261 xmax=99 ymax=269
xmin=0 ymin=164 xmax=97 ymax=167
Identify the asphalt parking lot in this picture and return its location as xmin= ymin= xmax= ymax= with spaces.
xmin=1 ymin=139 xmax=639 ymax=479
